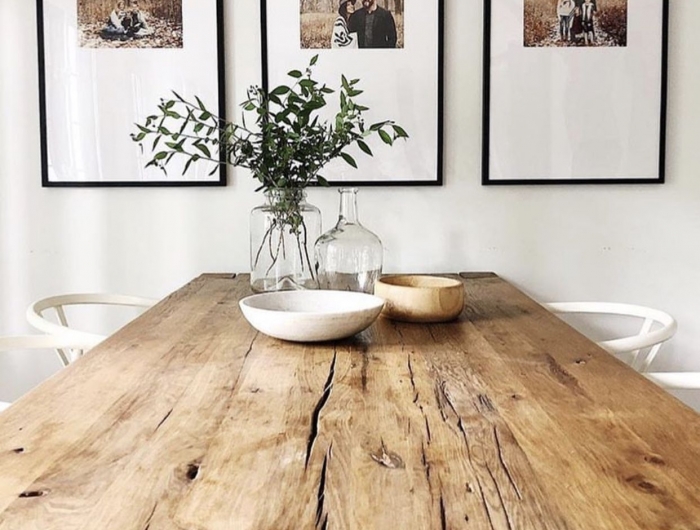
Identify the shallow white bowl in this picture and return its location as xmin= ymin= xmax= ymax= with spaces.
xmin=239 ymin=290 xmax=385 ymax=342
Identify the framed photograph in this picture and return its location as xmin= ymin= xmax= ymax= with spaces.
xmin=37 ymin=0 xmax=226 ymax=187
xmin=483 ymin=0 xmax=669 ymax=185
xmin=262 ymin=0 xmax=444 ymax=186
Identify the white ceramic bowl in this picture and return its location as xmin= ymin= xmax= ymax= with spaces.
xmin=239 ymin=290 xmax=385 ymax=342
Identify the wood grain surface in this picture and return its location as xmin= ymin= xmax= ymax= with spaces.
xmin=0 ymin=272 xmax=699 ymax=529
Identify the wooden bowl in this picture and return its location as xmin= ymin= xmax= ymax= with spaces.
xmin=374 ymin=275 xmax=465 ymax=323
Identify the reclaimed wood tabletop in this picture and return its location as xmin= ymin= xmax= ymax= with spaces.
xmin=1 ymin=273 xmax=699 ymax=529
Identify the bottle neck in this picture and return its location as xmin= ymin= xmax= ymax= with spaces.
xmin=338 ymin=188 xmax=359 ymax=224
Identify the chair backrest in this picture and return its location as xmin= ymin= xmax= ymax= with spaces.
xmin=0 ymin=334 xmax=99 ymax=409
xmin=26 ymin=293 xmax=157 ymax=366
xmin=543 ymin=302 xmax=677 ymax=373
xmin=644 ymin=372 xmax=700 ymax=390
xmin=0 ymin=334 xmax=99 ymax=361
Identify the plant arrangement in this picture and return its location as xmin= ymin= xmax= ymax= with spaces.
xmin=132 ymin=55 xmax=408 ymax=288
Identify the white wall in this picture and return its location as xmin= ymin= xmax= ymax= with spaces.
xmin=1 ymin=1 xmax=699 ymax=406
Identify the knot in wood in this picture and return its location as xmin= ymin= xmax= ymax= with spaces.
xmin=370 ymin=442 xmax=405 ymax=469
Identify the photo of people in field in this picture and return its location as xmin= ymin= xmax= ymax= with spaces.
xmin=300 ymin=0 xmax=404 ymax=49
xmin=78 ymin=0 xmax=183 ymax=48
xmin=524 ymin=0 xmax=627 ymax=47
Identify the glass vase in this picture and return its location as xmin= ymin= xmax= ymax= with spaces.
xmin=250 ymin=189 xmax=321 ymax=292
xmin=314 ymin=188 xmax=383 ymax=294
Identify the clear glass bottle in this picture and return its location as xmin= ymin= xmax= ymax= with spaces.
xmin=250 ymin=189 xmax=321 ymax=292
xmin=314 ymin=188 xmax=383 ymax=294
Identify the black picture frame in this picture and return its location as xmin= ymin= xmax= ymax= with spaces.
xmin=482 ymin=0 xmax=669 ymax=186
xmin=37 ymin=0 xmax=227 ymax=187
xmin=261 ymin=0 xmax=444 ymax=186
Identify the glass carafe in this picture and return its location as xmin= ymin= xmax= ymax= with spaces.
xmin=314 ymin=188 xmax=382 ymax=294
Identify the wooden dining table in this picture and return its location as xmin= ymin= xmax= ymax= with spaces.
xmin=1 ymin=272 xmax=700 ymax=529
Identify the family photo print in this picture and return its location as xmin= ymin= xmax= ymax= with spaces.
xmin=300 ymin=0 xmax=405 ymax=49
xmin=483 ymin=0 xmax=668 ymax=184
xmin=78 ymin=0 xmax=183 ymax=48
xmin=524 ymin=0 xmax=628 ymax=47
xmin=38 ymin=0 xmax=224 ymax=186
xmin=263 ymin=0 xmax=443 ymax=185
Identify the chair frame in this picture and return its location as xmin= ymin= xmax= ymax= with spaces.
xmin=644 ymin=372 xmax=700 ymax=390
xmin=26 ymin=293 xmax=157 ymax=366
xmin=543 ymin=302 xmax=677 ymax=373
xmin=0 ymin=334 xmax=99 ymax=410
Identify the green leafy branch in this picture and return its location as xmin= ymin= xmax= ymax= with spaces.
xmin=131 ymin=55 xmax=409 ymax=191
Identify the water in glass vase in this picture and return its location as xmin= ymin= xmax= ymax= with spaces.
xmin=250 ymin=189 xmax=321 ymax=292
xmin=314 ymin=188 xmax=383 ymax=294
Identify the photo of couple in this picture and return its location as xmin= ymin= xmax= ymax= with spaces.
xmin=524 ymin=0 xmax=627 ymax=47
xmin=301 ymin=0 xmax=404 ymax=49
xmin=78 ymin=0 xmax=183 ymax=48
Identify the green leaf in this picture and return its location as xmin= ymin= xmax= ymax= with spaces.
xmin=133 ymin=132 xmax=146 ymax=142
xmin=310 ymin=54 xmax=319 ymax=66
xmin=194 ymin=143 xmax=212 ymax=158
xmin=271 ymin=85 xmax=291 ymax=96
xmin=199 ymin=111 xmax=212 ymax=121
xmin=378 ymin=129 xmax=393 ymax=145
xmin=357 ymin=140 xmax=373 ymax=156
xmin=154 ymin=151 xmax=168 ymax=160
xmin=243 ymin=102 xmax=256 ymax=111
xmin=182 ymin=157 xmax=193 ymax=175
xmin=288 ymin=70 xmax=303 ymax=78
xmin=306 ymin=99 xmax=326 ymax=111
xmin=392 ymin=124 xmax=409 ymax=138
xmin=340 ymin=152 xmax=357 ymax=168
xmin=195 ymin=96 xmax=206 ymax=110
xmin=316 ymin=175 xmax=329 ymax=186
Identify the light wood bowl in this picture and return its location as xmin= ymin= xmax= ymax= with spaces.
xmin=374 ymin=275 xmax=465 ymax=323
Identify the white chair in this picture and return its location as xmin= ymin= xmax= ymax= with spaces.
xmin=543 ymin=302 xmax=677 ymax=373
xmin=0 ymin=334 xmax=98 ymax=411
xmin=644 ymin=372 xmax=700 ymax=390
xmin=26 ymin=294 xmax=157 ymax=366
